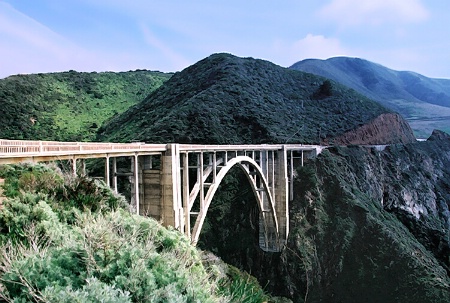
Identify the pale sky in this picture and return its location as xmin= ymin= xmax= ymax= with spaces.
xmin=1 ymin=0 xmax=449 ymax=79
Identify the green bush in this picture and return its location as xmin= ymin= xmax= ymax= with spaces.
xmin=0 ymin=163 xmax=270 ymax=302
xmin=42 ymin=278 xmax=132 ymax=303
xmin=217 ymin=266 xmax=269 ymax=303
xmin=0 ymin=162 xmax=63 ymax=198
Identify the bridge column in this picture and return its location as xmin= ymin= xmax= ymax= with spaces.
xmin=131 ymin=155 xmax=156 ymax=216
xmin=80 ymin=159 xmax=86 ymax=176
xmin=112 ymin=157 xmax=118 ymax=193
xmin=275 ymin=146 xmax=289 ymax=246
xmin=72 ymin=158 xmax=77 ymax=176
xmin=139 ymin=156 xmax=158 ymax=217
xmin=105 ymin=155 xmax=110 ymax=187
xmin=160 ymin=144 xmax=184 ymax=230
xmin=130 ymin=155 xmax=142 ymax=215
xmin=259 ymin=150 xmax=279 ymax=251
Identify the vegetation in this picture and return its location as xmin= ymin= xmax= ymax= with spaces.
xmin=0 ymin=163 xmax=271 ymax=302
xmin=0 ymin=70 xmax=171 ymax=141
xmin=1 ymin=53 xmax=448 ymax=302
xmin=311 ymin=80 xmax=333 ymax=100
xmin=98 ymin=53 xmax=393 ymax=144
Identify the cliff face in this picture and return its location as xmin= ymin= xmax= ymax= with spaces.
xmin=327 ymin=112 xmax=417 ymax=145
xmin=279 ymin=134 xmax=450 ymax=302
xmin=198 ymin=131 xmax=450 ymax=303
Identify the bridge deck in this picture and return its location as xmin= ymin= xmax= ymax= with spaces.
xmin=0 ymin=139 xmax=322 ymax=164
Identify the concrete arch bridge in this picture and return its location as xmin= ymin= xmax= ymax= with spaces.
xmin=0 ymin=140 xmax=323 ymax=252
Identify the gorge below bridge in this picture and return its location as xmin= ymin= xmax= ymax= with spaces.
xmin=0 ymin=139 xmax=323 ymax=252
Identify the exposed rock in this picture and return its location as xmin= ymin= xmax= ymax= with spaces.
xmin=428 ymin=129 xmax=450 ymax=141
xmin=280 ymin=140 xmax=450 ymax=302
xmin=326 ymin=112 xmax=417 ymax=145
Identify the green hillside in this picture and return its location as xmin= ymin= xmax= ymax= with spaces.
xmin=0 ymin=70 xmax=171 ymax=141
xmin=98 ymin=53 xmax=408 ymax=145
xmin=0 ymin=163 xmax=272 ymax=302
xmin=290 ymin=57 xmax=450 ymax=137
xmin=0 ymin=53 xmax=448 ymax=302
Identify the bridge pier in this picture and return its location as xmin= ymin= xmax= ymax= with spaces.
xmin=160 ymin=144 xmax=183 ymax=229
xmin=130 ymin=145 xmax=184 ymax=230
xmin=112 ymin=157 xmax=117 ymax=193
xmin=275 ymin=147 xmax=289 ymax=247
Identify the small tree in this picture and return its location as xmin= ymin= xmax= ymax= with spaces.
xmin=312 ymin=80 xmax=333 ymax=99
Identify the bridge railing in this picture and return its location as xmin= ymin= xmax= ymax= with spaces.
xmin=0 ymin=139 xmax=167 ymax=155
xmin=0 ymin=140 xmax=323 ymax=157
xmin=178 ymin=144 xmax=321 ymax=152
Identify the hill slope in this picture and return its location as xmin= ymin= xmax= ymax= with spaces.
xmin=290 ymin=57 xmax=450 ymax=137
xmin=98 ymin=53 xmax=415 ymax=145
xmin=0 ymin=163 xmax=271 ymax=302
xmin=0 ymin=70 xmax=171 ymax=141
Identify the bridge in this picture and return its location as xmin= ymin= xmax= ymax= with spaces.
xmin=0 ymin=139 xmax=323 ymax=252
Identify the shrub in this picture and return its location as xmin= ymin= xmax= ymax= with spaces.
xmin=0 ymin=163 xmax=270 ymax=302
xmin=217 ymin=265 xmax=269 ymax=303
xmin=42 ymin=278 xmax=132 ymax=303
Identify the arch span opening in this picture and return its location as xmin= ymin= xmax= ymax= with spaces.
xmin=189 ymin=156 xmax=280 ymax=251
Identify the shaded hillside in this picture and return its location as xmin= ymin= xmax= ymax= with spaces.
xmin=98 ymin=53 xmax=415 ymax=145
xmin=0 ymin=70 xmax=171 ymax=141
xmin=290 ymin=57 xmax=450 ymax=138
xmin=199 ymin=133 xmax=450 ymax=302
xmin=283 ymin=134 xmax=450 ymax=302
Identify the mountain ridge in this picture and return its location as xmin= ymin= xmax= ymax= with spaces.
xmin=290 ymin=57 xmax=450 ymax=137
xmin=98 ymin=53 xmax=415 ymax=145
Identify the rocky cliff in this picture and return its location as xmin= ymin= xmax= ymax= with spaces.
xmin=327 ymin=112 xmax=416 ymax=145
xmin=281 ymin=131 xmax=450 ymax=302
xmin=198 ymin=130 xmax=450 ymax=302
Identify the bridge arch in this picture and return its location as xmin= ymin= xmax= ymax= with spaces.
xmin=190 ymin=155 xmax=279 ymax=251
xmin=0 ymin=140 xmax=325 ymax=251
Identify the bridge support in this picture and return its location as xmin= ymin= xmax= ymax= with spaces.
xmin=275 ymin=147 xmax=289 ymax=247
xmin=129 ymin=146 xmax=286 ymax=251
xmin=160 ymin=144 xmax=183 ymax=229
xmin=130 ymin=155 xmax=141 ymax=215
xmin=127 ymin=144 xmax=320 ymax=252
xmin=130 ymin=145 xmax=184 ymax=229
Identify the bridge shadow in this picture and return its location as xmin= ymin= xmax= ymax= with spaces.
xmin=197 ymin=166 xmax=258 ymax=262
xmin=196 ymin=166 xmax=279 ymax=277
